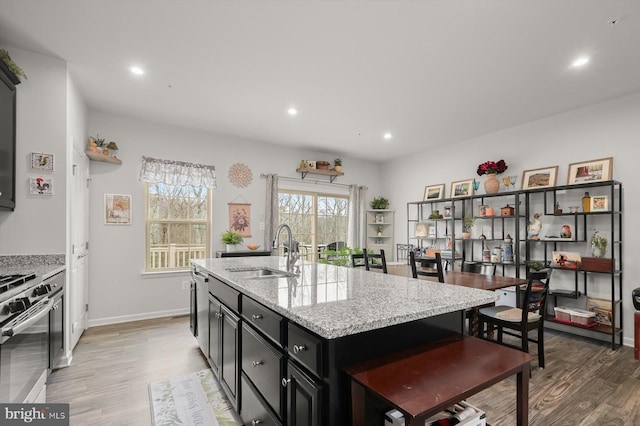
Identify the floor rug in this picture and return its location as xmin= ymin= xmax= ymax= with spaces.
xmin=148 ymin=369 xmax=239 ymax=426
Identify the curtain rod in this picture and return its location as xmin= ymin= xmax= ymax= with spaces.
xmin=260 ymin=173 xmax=355 ymax=189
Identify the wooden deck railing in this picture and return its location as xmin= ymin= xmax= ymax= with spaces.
xmin=149 ymin=244 xmax=206 ymax=269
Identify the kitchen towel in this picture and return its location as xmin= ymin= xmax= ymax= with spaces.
xmin=148 ymin=369 xmax=238 ymax=426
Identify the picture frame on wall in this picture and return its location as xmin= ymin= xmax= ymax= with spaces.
xmin=423 ymin=183 xmax=445 ymax=201
xmin=450 ymin=179 xmax=474 ymax=198
xmin=567 ymin=157 xmax=613 ymax=185
xmin=30 ymin=152 xmax=55 ymax=171
xmin=28 ymin=177 xmax=53 ymax=195
xmin=590 ymin=195 xmax=608 ymax=212
xmin=521 ymin=165 xmax=558 ymax=189
xmin=105 ymin=194 xmax=132 ymax=225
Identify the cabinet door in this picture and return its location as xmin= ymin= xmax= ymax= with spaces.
xmin=49 ymin=292 xmax=64 ymax=369
xmin=220 ymin=305 xmax=239 ymax=409
xmin=208 ymin=295 xmax=222 ymax=377
xmin=286 ymin=362 xmax=322 ymax=426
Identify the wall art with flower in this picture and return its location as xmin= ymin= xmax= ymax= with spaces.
xmin=228 ymin=202 xmax=252 ymax=237
xmin=105 ymin=194 xmax=132 ymax=224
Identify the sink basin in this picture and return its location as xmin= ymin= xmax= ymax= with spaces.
xmin=226 ymin=266 xmax=297 ymax=279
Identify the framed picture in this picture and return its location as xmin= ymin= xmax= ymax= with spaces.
xmin=450 ymin=179 xmax=474 ymax=198
xmin=105 ymin=194 xmax=132 ymax=224
xmin=567 ymin=157 xmax=613 ymax=185
xmin=586 ymin=297 xmax=612 ymax=326
xmin=307 ymin=160 xmax=316 ymax=169
xmin=30 ymin=152 xmax=55 ymax=171
xmin=521 ymin=166 xmax=558 ymax=189
xmin=551 ymin=251 xmax=582 ymax=269
xmin=374 ymin=213 xmax=384 ymax=224
xmin=590 ymin=195 xmax=608 ymax=212
xmin=29 ymin=177 xmax=53 ymax=195
xmin=423 ymin=183 xmax=445 ymax=201
xmin=443 ymin=206 xmax=452 ymax=218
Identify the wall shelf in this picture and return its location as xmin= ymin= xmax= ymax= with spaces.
xmin=86 ymin=151 xmax=122 ymax=164
xmin=296 ymin=168 xmax=343 ymax=182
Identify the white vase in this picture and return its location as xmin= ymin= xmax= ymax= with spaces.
xmin=226 ymin=244 xmax=236 ymax=252
xmin=591 ymin=246 xmax=602 ymax=257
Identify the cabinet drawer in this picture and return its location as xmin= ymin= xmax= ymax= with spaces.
xmin=242 ymin=323 xmax=285 ymax=419
xmin=209 ymin=276 xmax=240 ymax=312
xmin=287 ymin=323 xmax=323 ymax=378
xmin=240 ymin=374 xmax=281 ymax=426
xmin=243 ymin=297 xmax=284 ymax=347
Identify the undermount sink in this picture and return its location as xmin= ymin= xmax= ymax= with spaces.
xmin=226 ymin=266 xmax=297 ymax=279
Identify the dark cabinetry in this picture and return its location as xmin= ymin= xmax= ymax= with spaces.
xmin=285 ymin=361 xmax=322 ymax=426
xmin=0 ymin=59 xmax=19 ymax=211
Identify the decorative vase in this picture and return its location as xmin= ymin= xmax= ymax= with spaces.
xmin=484 ymin=173 xmax=500 ymax=194
xmin=462 ymin=231 xmax=471 ymax=239
xmin=591 ymin=246 xmax=602 ymax=257
xmin=334 ymin=165 xmax=342 ymax=172
xmin=226 ymin=244 xmax=236 ymax=252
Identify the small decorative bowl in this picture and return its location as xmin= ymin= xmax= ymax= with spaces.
xmin=569 ymin=206 xmax=579 ymax=213
xmin=246 ymin=245 xmax=260 ymax=251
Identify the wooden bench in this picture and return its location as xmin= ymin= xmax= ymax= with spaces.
xmin=345 ymin=334 xmax=531 ymax=425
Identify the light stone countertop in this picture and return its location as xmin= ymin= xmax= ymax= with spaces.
xmin=192 ymin=256 xmax=497 ymax=340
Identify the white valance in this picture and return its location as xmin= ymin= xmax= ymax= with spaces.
xmin=139 ymin=156 xmax=217 ymax=189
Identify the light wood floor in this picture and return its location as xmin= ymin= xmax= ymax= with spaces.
xmin=47 ymin=315 xmax=640 ymax=425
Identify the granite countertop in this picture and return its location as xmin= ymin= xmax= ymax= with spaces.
xmin=0 ymin=254 xmax=66 ymax=281
xmin=192 ymin=257 xmax=496 ymax=339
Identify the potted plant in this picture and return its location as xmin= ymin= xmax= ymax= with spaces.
xmin=0 ymin=49 xmax=27 ymax=81
xmin=462 ymin=214 xmax=475 ymax=239
xmin=370 ymin=196 xmax=389 ymax=210
xmin=221 ymin=230 xmax=243 ymax=252
xmin=333 ymin=158 xmax=342 ymax=172
xmin=590 ymin=231 xmax=607 ymax=257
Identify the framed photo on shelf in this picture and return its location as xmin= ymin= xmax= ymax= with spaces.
xmin=567 ymin=157 xmax=613 ymax=185
xmin=104 ymin=194 xmax=132 ymax=225
xmin=586 ymin=297 xmax=612 ymax=325
xmin=30 ymin=152 xmax=55 ymax=171
xmin=590 ymin=195 xmax=608 ymax=212
xmin=521 ymin=165 xmax=558 ymax=189
xmin=450 ymin=179 xmax=474 ymax=198
xmin=374 ymin=213 xmax=384 ymax=224
xmin=443 ymin=206 xmax=452 ymax=218
xmin=423 ymin=183 xmax=445 ymax=201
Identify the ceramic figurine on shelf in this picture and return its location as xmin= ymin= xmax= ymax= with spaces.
xmin=527 ymin=213 xmax=542 ymax=240
xmin=560 ymin=225 xmax=572 ymax=239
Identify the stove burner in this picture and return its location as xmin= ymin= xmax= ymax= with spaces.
xmin=0 ymin=272 xmax=37 ymax=295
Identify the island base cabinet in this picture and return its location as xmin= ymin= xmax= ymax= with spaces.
xmin=241 ymin=323 xmax=285 ymax=420
xmin=209 ymin=294 xmax=240 ymax=410
xmin=285 ymin=361 xmax=322 ymax=426
xmin=241 ymin=374 xmax=281 ymax=426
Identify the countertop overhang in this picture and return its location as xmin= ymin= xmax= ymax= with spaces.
xmin=193 ymin=257 xmax=496 ymax=339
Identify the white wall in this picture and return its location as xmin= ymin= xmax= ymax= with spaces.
xmin=86 ymin=111 xmax=383 ymax=325
xmin=382 ymin=91 xmax=640 ymax=346
xmin=0 ymin=46 xmax=67 ymax=254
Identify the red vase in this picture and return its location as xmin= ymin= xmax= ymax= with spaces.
xmin=484 ymin=173 xmax=500 ymax=194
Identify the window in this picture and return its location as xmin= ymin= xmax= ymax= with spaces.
xmin=278 ymin=190 xmax=348 ymax=261
xmin=146 ymin=183 xmax=210 ymax=271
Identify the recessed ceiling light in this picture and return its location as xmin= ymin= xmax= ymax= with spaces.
xmin=571 ymin=57 xmax=590 ymax=68
xmin=287 ymin=107 xmax=298 ymax=116
xmin=383 ymin=132 xmax=393 ymax=140
xmin=130 ymin=66 xmax=145 ymax=75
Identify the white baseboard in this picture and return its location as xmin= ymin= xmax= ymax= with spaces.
xmin=88 ymin=308 xmax=189 ymax=328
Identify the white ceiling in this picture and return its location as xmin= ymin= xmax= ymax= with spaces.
xmin=1 ymin=1 xmax=639 ymax=162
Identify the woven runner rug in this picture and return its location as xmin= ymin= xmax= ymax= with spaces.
xmin=148 ymin=369 xmax=239 ymax=426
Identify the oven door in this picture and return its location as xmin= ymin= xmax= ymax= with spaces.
xmin=0 ymin=299 xmax=50 ymax=403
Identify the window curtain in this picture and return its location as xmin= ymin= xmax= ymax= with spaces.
xmin=138 ymin=156 xmax=217 ymax=188
xmin=347 ymin=185 xmax=367 ymax=249
xmin=264 ymin=174 xmax=279 ymax=252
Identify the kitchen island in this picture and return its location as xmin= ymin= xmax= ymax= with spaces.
xmin=192 ymin=256 xmax=496 ymax=425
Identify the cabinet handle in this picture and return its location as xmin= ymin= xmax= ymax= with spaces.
xmin=251 ymin=314 xmax=263 ymax=320
xmin=252 ymin=360 xmax=263 ymax=367
xmin=252 ymin=421 xmax=262 ymax=426
xmin=293 ymin=344 xmax=307 ymax=354
xmin=281 ymin=378 xmax=291 ymax=387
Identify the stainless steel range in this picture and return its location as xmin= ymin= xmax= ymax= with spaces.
xmin=0 ymin=271 xmax=53 ymax=403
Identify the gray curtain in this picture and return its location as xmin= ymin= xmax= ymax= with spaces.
xmin=347 ymin=185 xmax=367 ymax=249
xmin=264 ymin=174 xmax=279 ymax=251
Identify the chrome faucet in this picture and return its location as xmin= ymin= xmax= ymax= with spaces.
xmin=273 ymin=224 xmax=299 ymax=272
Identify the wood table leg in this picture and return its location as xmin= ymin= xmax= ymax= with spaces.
xmin=516 ymin=362 xmax=530 ymax=426
xmin=351 ymin=380 xmax=366 ymax=426
xmin=471 ymin=306 xmax=479 ymax=336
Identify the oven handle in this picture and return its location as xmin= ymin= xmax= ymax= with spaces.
xmin=1 ymin=298 xmax=51 ymax=344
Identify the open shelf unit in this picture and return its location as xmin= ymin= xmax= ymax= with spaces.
xmin=296 ymin=167 xmax=343 ymax=182
xmin=407 ymin=180 xmax=623 ymax=348
xmin=86 ymin=151 xmax=122 ymax=164
xmin=366 ymin=210 xmax=394 ymax=261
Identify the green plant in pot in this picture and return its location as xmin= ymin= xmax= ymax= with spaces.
xmin=221 ymin=230 xmax=243 ymax=252
xmin=590 ymin=231 xmax=607 ymax=257
xmin=333 ymin=158 xmax=342 ymax=172
xmin=0 ymin=49 xmax=27 ymax=80
xmin=370 ymin=196 xmax=389 ymax=210
xmin=462 ymin=214 xmax=475 ymax=239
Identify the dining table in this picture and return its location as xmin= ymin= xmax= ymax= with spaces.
xmin=386 ymin=263 xmax=528 ymax=335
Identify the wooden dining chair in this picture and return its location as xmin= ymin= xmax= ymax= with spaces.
xmin=409 ymin=251 xmax=444 ymax=282
xmin=351 ymin=252 xmax=366 ymax=268
xmin=396 ymin=243 xmax=414 ymax=264
xmin=365 ymin=249 xmax=388 ymax=274
xmin=478 ymin=269 xmax=552 ymax=368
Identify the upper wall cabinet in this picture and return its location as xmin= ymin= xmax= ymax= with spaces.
xmin=0 ymin=59 xmax=19 ymax=210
